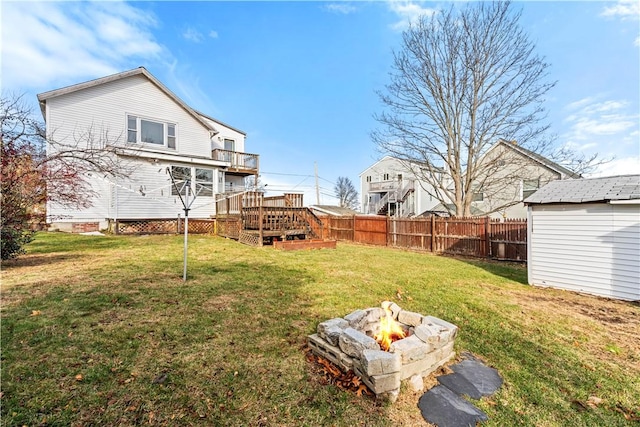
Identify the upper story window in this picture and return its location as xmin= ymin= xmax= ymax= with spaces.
xmin=127 ymin=115 xmax=176 ymax=149
xmin=366 ymin=176 xmax=372 ymax=183
xmin=522 ymin=179 xmax=540 ymax=200
xmin=383 ymin=173 xmax=390 ymax=180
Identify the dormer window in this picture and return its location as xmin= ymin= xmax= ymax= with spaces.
xmin=127 ymin=115 xmax=176 ymax=149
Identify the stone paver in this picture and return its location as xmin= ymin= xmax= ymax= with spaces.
xmin=418 ymin=353 xmax=502 ymax=426
xmin=451 ymin=359 xmax=503 ymax=396
xmin=418 ymin=385 xmax=488 ymax=427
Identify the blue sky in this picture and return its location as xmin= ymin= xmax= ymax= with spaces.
xmin=2 ymin=1 xmax=639 ymax=205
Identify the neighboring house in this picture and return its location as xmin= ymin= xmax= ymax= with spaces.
xmin=470 ymin=139 xmax=581 ymax=219
xmin=525 ymin=175 xmax=640 ymax=301
xmin=362 ymin=140 xmax=579 ymax=219
xmin=359 ymin=156 xmax=441 ymax=217
xmin=38 ymin=67 xmax=258 ymax=232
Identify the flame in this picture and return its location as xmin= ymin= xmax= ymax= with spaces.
xmin=374 ymin=308 xmax=407 ymax=351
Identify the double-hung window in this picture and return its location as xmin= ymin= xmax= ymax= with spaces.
xmin=127 ymin=115 xmax=176 ymax=149
xmin=170 ymin=166 xmax=214 ymax=197
xmin=171 ymin=166 xmax=191 ymax=196
xmin=195 ymin=168 xmax=213 ymax=197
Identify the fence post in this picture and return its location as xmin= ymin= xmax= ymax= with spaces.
xmin=258 ymin=198 xmax=264 ymax=246
xmin=485 ymin=216 xmax=492 ymax=257
xmin=386 ymin=216 xmax=390 ymax=246
xmin=430 ymin=215 xmax=435 ymax=252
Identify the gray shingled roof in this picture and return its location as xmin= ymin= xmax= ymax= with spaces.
xmin=309 ymin=205 xmax=359 ymax=216
xmin=525 ymin=175 xmax=640 ymax=204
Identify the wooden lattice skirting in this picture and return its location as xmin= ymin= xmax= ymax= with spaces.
xmin=110 ymin=219 xmax=214 ymax=235
xmin=239 ymin=231 xmax=262 ymax=247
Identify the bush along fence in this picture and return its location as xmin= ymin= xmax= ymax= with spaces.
xmin=321 ymin=216 xmax=527 ymax=262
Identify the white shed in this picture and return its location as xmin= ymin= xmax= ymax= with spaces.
xmin=525 ymin=175 xmax=640 ymax=301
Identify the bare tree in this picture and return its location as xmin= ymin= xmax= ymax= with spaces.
xmin=372 ymin=1 xmax=596 ymax=217
xmin=334 ymin=176 xmax=359 ymax=210
xmin=1 ymin=94 xmax=132 ymax=258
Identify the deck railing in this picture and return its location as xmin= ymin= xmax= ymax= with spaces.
xmin=368 ymin=180 xmax=400 ymax=192
xmin=242 ymin=206 xmax=314 ymax=232
xmin=212 ymin=149 xmax=259 ymax=174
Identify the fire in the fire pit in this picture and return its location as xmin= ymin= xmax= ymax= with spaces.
xmin=375 ymin=307 xmax=408 ymax=351
xmin=308 ymin=301 xmax=458 ymax=402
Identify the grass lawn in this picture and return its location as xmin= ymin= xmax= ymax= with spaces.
xmin=1 ymin=232 xmax=639 ymax=426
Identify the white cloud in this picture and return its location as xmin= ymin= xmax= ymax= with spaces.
xmin=323 ymin=3 xmax=357 ymax=15
xmin=600 ymin=0 xmax=640 ymax=20
xmin=182 ymin=27 xmax=205 ymax=43
xmin=600 ymin=0 xmax=640 ymax=46
xmin=183 ymin=27 xmax=219 ymax=42
xmin=387 ymin=1 xmax=437 ymax=31
xmin=590 ymin=155 xmax=640 ymax=178
xmin=563 ymin=98 xmax=638 ymax=140
xmin=1 ymin=1 xmax=164 ymax=90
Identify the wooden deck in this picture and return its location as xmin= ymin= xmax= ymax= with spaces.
xmin=215 ymin=192 xmax=329 ymax=246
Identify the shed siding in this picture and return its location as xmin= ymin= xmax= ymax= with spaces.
xmin=529 ymin=203 xmax=640 ymax=300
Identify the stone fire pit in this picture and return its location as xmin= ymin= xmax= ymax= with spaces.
xmin=308 ymin=301 xmax=458 ymax=402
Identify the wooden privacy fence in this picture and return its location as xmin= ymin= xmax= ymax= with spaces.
xmin=322 ymin=216 xmax=527 ymax=261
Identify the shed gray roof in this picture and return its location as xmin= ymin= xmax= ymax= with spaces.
xmin=525 ymin=175 xmax=640 ymax=204
xmin=309 ymin=205 xmax=358 ymax=216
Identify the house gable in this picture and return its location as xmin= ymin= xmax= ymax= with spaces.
xmin=485 ymin=140 xmax=581 ymax=179
xmin=38 ymin=67 xmax=253 ymax=227
xmin=38 ymin=67 xmax=218 ymax=135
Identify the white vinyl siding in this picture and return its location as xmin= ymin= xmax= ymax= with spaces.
xmin=45 ymin=75 xmax=211 ymax=158
xmin=111 ymin=162 xmax=217 ymax=219
xmin=528 ymin=203 xmax=640 ymax=301
xmin=43 ymin=73 xmax=245 ymax=222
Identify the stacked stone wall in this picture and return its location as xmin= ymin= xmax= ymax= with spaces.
xmin=308 ymin=301 xmax=458 ymax=402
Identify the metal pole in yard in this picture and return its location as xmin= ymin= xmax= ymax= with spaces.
xmin=183 ymin=181 xmax=190 ymax=282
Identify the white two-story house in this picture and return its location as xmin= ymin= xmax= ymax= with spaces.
xmin=359 ymin=156 xmax=442 ymax=216
xmin=361 ymin=141 xmax=580 ymax=219
xmin=38 ymin=67 xmax=258 ymax=232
